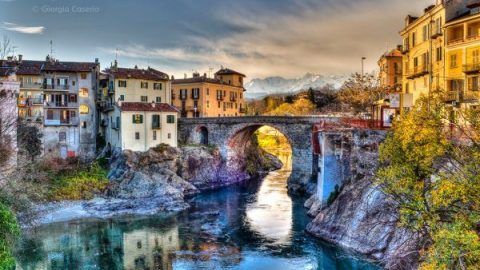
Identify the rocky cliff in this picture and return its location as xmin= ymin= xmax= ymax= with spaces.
xmin=305 ymin=130 xmax=420 ymax=270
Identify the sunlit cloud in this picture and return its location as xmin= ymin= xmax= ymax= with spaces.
xmin=2 ymin=22 xmax=45 ymax=34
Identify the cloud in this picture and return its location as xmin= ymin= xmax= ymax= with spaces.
xmin=100 ymin=0 xmax=432 ymax=79
xmin=2 ymin=22 xmax=45 ymax=34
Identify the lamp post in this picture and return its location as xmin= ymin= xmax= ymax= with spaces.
xmin=361 ymin=57 xmax=366 ymax=79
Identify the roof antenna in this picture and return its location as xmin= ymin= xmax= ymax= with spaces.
xmin=50 ymin=40 xmax=54 ymax=56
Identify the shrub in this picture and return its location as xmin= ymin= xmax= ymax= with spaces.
xmin=0 ymin=203 xmax=19 ymax=270
xmin=48 ymin=163 xmax=109 ymax=201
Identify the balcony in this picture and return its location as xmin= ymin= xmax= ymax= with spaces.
xmin=216 ymin=95 xmax=224 ymax=101
xmin=431 ymin=30 xmax=443 ymax=39
xmin=447 ymin=37 xmax=464 ymax=46
xmin=98 ymin=101 xmax=115 ymax=112
xmin=20 ymin=82 xmax=42 ymax=89
xmin=43 ymin=84 xmax=70 ymax=91
xmin=44 ymin=102 xmax=78 ymax=109
xmin=466 ymin=34 xmax=480 ymax=43
xmin=230 ymin=97 xmax=237 ymax=102
xmin=463 ymin=90 xmax=480 ymax=102
xmin=444 ymin=91 xmax=460 ymax=103
xmin=406 ymin=65 xmax=429 ymax=79
xmin=18 ymin=97 xmax=43 ymax=107
xmin=463 ymin=63 xmax=480 ymax=74
xmin=401 ymin=45 xmax=410 ymax=54
xmin=44 ymin=117 xmax=79 ymax=126
xmin=239 ymin=108 xmax=247 ymax=114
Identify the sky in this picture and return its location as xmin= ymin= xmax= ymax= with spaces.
xmin=1 ymin=0 xmax=433 ymax=80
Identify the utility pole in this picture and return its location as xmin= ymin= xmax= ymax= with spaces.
xmin=361 ymin=57 xmax=366 ymax=89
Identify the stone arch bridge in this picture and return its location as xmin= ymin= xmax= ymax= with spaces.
xmin=179 ymin=116 xmax=356 ymax=196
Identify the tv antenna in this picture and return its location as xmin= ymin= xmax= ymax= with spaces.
xmin=115 ymin=48 xmax=119 ymax=61
xmin=50 ymin=40 xmax=54 ymax=56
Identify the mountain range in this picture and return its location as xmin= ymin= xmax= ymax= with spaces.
xmin=244 ymin=73 xmax=349 ymax=99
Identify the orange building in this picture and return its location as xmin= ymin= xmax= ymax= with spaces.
xmin=171 ymin=68 xmax=246 ymax=118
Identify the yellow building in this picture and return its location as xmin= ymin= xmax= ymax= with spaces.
xmin=171 ymin=68 xmax=246 ymax=118
xmin=444 ymin=3 xmax=480 ymax=112
xmin=15 ymin=59 xmax=44 ymax=122
xmin=100 ymin=63 xmax=179 ymax=151
xmin=400 ymin=0 xmax=470 ymax=106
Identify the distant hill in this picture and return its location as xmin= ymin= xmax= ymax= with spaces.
xmin=244 ymin=73 xmax=348 ymax=99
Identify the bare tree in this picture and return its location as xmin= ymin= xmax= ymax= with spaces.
xmin=0 ymin=36 xmax=13 ymax=60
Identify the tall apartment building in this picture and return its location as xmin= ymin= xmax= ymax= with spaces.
xmin=400 ymin=0 xmax=470 ymax=106
xmin=444 ymin=2 xmax=480 ymax=113
xmin=0 ymin=56 xmax=99 ymax=160
xmin=99 ymin=62 xmax=179 ymax=151
xmin=171 ymin=68 xmax=246 ymax=118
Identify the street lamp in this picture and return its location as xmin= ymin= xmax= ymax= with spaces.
xmin=361 ymin=57 xmax=366 ymax=78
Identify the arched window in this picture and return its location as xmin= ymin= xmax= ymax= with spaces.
xmin=79 ymin=104 xmax=89 ymax=114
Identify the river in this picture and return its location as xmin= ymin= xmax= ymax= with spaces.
xmin=14 ymin=152 xmax=379 ymax=270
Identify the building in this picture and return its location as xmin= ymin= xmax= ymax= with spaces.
xmin=171 ymin=68 xmax=246 ymax=118
xmin=444 ymin=2 xmax=480 ymax=116
xmin=400 ymin=0 xmax=470 ymax=106
xmin=42 ymin=56 xmax=99 ymax=160
xmin=100 ymin=63 xmax=179 ymax=151
xmin=373 ymin=48 xmax=404 ymax=127
xmin=0 ymin=56 xmax=99 ymax=160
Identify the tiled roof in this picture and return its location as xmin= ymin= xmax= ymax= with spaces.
xmin=172 ymin=76 xmax=223 ymax=85
xmin=215 ymin=68 xmax=246 ymax=77
xmin=104 ymin=67 xmax=169 ymax=81
xmin=383 ymin=49 xmax=402 ymax=58
xmin=119 ymin=102 xmax=179 ymax=113
xmin=43 ymin=61 xmax=98 ymax=72
xmin=0 ymin=60 xmax=43 ymax=76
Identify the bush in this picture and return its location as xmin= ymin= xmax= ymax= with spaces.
xmin=0 ymin=203 xmax=19 ymax=270
xmin=48 ymin=163 xmax=109 ymax=201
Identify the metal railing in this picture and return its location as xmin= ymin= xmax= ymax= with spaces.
xmin=43 ymin=84 xmax=70 ymax=90
xmin=44 ymin=117 xmax=79 ymax=126
xmin=44 ymin=102 xmax=78 ymax=108
xmin=20 ymin=82 xmax=42 ymax=89
xmin=463 ymin=63 xmax=480 ymax=73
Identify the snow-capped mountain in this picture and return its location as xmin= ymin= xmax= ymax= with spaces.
xmin=245 ymin=73 xmax=348 ymax=99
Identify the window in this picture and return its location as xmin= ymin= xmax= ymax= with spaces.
xmin=116 ymin=116 xmax=120 ymax=129
xmin=82 ymin=121 xmax=87 ymax=128
xmin=180 ymin=89 xmax=188 ymax=100
xmin=141 ymin=82 xmax=148 ymax=89
xmin=414 ymin=57 xmax=418 ymax=67
xmin=141 ymin=96 xmax=148 ymax=102
xmin=423 ymin=25 xmax=428 ymax=42
xmin=156 ymin=97 xmax=161 ymax=103
xmin=119 ymin=95 xmax=125 ymax=101
xmin=132 ymin=114 xmax=143 ymax=124
xmin=207 ymin=101 xmax=210 ymax=108
xmin=69 ymin=94 xmax=77 ymax=103
xmin=153 ymin=131 xmax=157 ymax=140
xmin=79 ymin=104 xmax=89 ymax=114
xmin=450 ymin=54 xmax=457 ymax=68
xmin=206 ymin=88 xmax=209 ymax=95
xmin=168 ymin=133 xmax=171 ymax=139
xmin=192 ymin=88 xmax=200 ymax=99
xmin=412 ymin=32 xmax=416 ymax=47
xmin=166 ymin=115 xmax=175 ymax=123
xmin=80 ymin=73 xmax=87 ymax=80
xmin=72 ymin=81 xmax=76 ymax=86
xmin=152 ymin=115 xmax=160 ymax=129
xmin=135 ymin=132 xmax=140 ymax=140
xmin=79 ymin=88 xmax=89 ymax=97
xmin=218 ymin=101 xmax=221 ymax=108
xmin=153 ymin=83 xmax=162 ymax=90
xmin=59 ymin=132 xmax=66 ymax=142
xmin=473 ymin=49 xmax=480 ymax=64
xmin=436 ymin=47 xmax=443 ymax=62
xmin=118 ymin=80 xmax=127 ymax=87
xmin=468 ymin=76 xmax=479 ymax=91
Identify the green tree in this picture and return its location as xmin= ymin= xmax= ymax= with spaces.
xmin=338 ymin=73 xmax=385 ymax=114
xmin=376 ymin=93 xmax=480 ymax=269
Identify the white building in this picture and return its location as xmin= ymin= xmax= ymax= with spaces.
xmin=100 ymin=64 xmax=179 ymax=152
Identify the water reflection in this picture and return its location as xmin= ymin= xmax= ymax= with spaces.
xmin=15 ymin=152 xmax=379 ymax=270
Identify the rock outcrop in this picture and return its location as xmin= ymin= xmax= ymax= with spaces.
xmin=306 ymin=130 xmax=420 ymax=270
xmin=106 ymin=144 xmax=282 ymax=214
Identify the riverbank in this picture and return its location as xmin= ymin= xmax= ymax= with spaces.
xmin=25 ymin=144 xmax=282 ymax=226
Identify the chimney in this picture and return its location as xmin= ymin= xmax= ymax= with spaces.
xmin=113 ymin=60 xmax=118 ymax=69
xmin=95 ymin=58 xmax=99 ymax=64
xmin=204 ymin=73 xmax=207 ymax=78
xmin=18 ymin=54 xmax=23 ymax=62
xmin=7 ymin=56 xmax=13 ymax=61
xmin=171 ymin=75 xmax=175 ymax=80
xmin=134 ymin=65 xmax=138 ymax=69
xmin=193 ymin=72 xmax=200 ymax=78
xmin=396 ymin=45 xmax=402 ymax=51
xmin=184 ymin=73 xmax=187 ymax=79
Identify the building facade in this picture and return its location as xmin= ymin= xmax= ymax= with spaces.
xmin=100 ymin=63 xmax=179 ymax=151
xmin=171 ymin=68 xmax=246 ymax=118
xmin=0 ymin=56 xmax=99 ymax=160
xmin=444 ymin=4 xmax=480 ymax=115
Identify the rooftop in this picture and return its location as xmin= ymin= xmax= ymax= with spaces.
xmin=0 ymin=56 xmax=98 ymax=76
xmin=215 ymin=68 xmax=246 ymax=77
xmin=104 ymin=66 xmax=169 ymax=81
xmin=119 ymin=102 xmax=179 ymax=113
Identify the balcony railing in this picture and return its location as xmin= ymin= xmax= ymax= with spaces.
xmin=44 ymin=102 xmax=78 ymax=108
xmin=20 ymin=82 xmax=42 ymax=89
xmin=447 ymin=37 xmax=464 ymax=46
xmin=431 ymin=30 xmax=443 ymax=39
xmin=18 ymin=97 xmax=44 ymax=107
xmin=43 ymin=84 xmax=70 ymax=91
xmin=216 ymin=95 xmax=224 ymax=101
xmin=239 ymin=108 xmax=247 ymax=114
xmin=464 ymin=90 xmax=480 ymax=102
xmin=463 ymin=63 xmax=480 ymax=74
xmin=44 ymin=117 xmax=79 ymax=126
xmin=466 ymin=34 xmax=480 ymax=42
xmin=401 ymin=45 xmax=410 ymax=54
xmin=98 ymin=101 xmax=114 ymax=112
xmin=406 ymin=65 xmax=429 ymax=79
xmin=444 ymin=91 xmax=460 ymax=102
